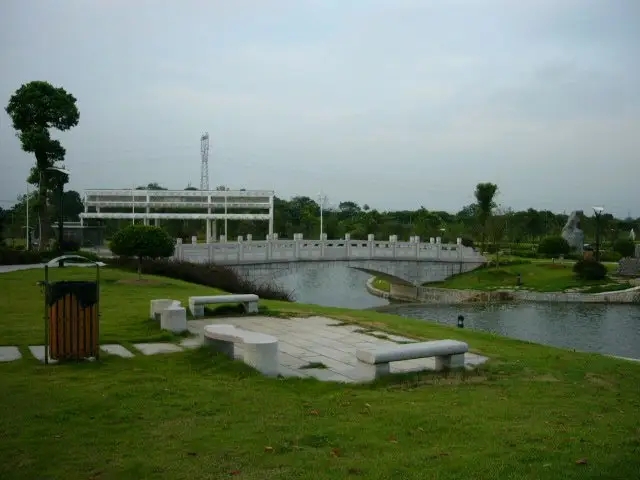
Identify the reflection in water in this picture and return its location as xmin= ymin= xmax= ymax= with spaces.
xmin=273 ymin=265 xmax=640 ymax=359
xmin=384 ymin=303 xmax=640 ymax=359
xmin=274 ymin=265 xmax=388 ymax=310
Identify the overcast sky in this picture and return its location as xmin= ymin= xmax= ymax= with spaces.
xmin=1 ymin=0 xmax=639 ymax=217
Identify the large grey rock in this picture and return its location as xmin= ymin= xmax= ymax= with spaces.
xmin=561 ymin=211 xmax=585 ymax=254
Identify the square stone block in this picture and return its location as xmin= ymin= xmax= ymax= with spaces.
xmin=101 ymin=344 xmax=134 ymax=358
xmin=0 ymin=346 xmax=21 ymax=362
xmin=28 ymin=346 xmax=57 ymax=364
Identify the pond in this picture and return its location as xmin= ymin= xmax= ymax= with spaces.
xmin=381 ymin=302 xmax=640 ymax=360
xmin=274 ymin=266 xmax=640 ymax=360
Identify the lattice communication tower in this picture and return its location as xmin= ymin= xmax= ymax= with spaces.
xmin=200 ymin=132 xmax=210 ymax=191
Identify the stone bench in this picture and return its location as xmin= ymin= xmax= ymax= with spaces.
xmin=356 ymin=339 xmax=469 ymax=378
xmin=188 ymin=294 xmax=259 ymax=317
xmin=149 ymin=299 xmax=187 ymax=334
xmin=203 ymin=324 xmax=279 ymax=376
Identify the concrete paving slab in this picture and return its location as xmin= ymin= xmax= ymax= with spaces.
xmin=180 ymin=337 xmax=203 ymax=350
xmin=100 ymin=344 xmax=135 ymax=358
xmin=133 ymin=343 xmax=184 ymax=355
xmin=278 ymin=366 xmax=307 ymax=378
xmin=0 ymin=346 xmax=21 ymax=362
xmin=186 ymin=315 xmax=489 ymax=383
xmin=28 ymin=346 xmax=57 ymax=364
xmin=385 ymin=334 xmax=417 ymax=343
xmin=303 ymin=368 xmax=354 ymax=383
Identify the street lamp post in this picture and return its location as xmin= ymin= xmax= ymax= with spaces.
xmin=593 ymin=206 xmax=604 ymax=262
xmin=318 ymin=192 xmax=328 ymax=240
xmin=25 ymin=183 xmax=30 ymax=250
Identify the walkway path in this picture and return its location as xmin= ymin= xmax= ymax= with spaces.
xmin=0 ymin=315 xmax=489 ymax=382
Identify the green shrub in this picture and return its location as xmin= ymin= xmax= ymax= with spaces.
xmin=599 ymin=250 xmax=622 ymax=262
xmin=110 ymin=225 xmax=175 ymax=277
xmin=538 ymin=236 xmax=571 ymax=257
xmin=573 ymin=259 xmax=607 ymax=281
xmin=613 ymin=238 xmax=636 ymax=258
xmin=106 ymin=257 xmax=292 ymax=302
xmin=0 ymin=247 xmax=56 ymax=265
xmin=460 ymin=237 xmax=474 ymax=248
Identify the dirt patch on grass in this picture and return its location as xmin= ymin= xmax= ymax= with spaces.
xmin=531 ymin=374 xmax=560 ymax=382
xmin=116 ymin=278 xmax=164 ymax=286
xmin=585 ymin=373 xmax=614 ymax=387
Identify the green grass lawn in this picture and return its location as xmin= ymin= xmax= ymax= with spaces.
xmin=429 ymin=262 xmax=622 ymax=292
xmin=1 ymin=267 xmax=640 ymax=479
xmin=374 ymin=261 xmax=627 ymax=293
xmin=371 ymin=277 xmax=390 ymax=292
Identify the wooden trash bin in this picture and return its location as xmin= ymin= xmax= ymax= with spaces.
xmin=42 ymin=260 xmax=101 ymax=364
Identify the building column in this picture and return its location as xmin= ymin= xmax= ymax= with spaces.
xmin=206 ymin=219 xmax=211 ymax=243
xmin=212 ymin=220 xmax=217 ymax=242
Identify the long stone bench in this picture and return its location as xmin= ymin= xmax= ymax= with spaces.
xmin=356 ymin=339 xmax=469 ymax=378
xmin=188 ymin=294 xmax=259 ymax=317
xmin=203 ymin=324 xmax=279 ymax=376
xmin=149 ymin=299 xmax=187 ymax=333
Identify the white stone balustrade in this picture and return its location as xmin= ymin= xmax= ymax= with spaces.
xmin=174 ymin=234 xmax=483 ymax=265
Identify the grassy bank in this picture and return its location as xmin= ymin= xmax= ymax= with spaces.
xmin=1 ymin=267 xmax=640 ymax=479
xmin=373 ymin=261 xmax=628 ymax=293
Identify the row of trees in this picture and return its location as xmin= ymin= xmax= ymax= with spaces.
xmin=3 ymin=179 xmax=638 ymax=253
xmin=3 ymin=80 xmax=637 ymax=253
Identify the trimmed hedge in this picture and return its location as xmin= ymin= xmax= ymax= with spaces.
xmin=0 ymin=248 xmax=56 ymax=265
xmin=106 ymin=257 xmax=293 ymax=302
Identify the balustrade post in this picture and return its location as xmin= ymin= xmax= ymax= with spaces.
xmin=389 ymin=235 xmax=397 ymax=258
xmin=265 ymin=234 xmax=272 ymax=261
xmin=414 ymin=236 xmax=420 ymax=259
xmin=175 ymin=238 xmax=183 ymax=261
xmin=294 ymin=233 xmax=302 ymax=260
xmin=368 ymin=234 xmax=375 ymax=258
xmin=457 ymin=237 xmax=463 ymax=260
xmin=191 ymin=236 xmax=197 ymax=245
xmin=345 ymin=233 xmax=351 ymax=259
xmin=237 ymin=236 xmax=244 ymax=263
xmin=319 ymin=232 xmax=327 ymax=258
xmin=436 ymin=236 xmax=442 ymax=259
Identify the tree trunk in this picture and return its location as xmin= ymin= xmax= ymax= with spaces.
xmin=137 ymin=256 xmax=142 ymax=280
xmin=36 ymin=165 xmax=50 ymax=251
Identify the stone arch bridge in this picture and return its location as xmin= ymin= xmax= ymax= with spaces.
xmin=174 ymin=236 xmax=486 ymax=286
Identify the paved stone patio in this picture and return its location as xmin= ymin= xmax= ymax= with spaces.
xmin=189 ymin=315 xmax=488 ymax=382
xmin=3 ymin=316 xmax=488 ymax=382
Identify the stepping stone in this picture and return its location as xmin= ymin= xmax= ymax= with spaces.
xmin=133 ymin=343 xmax=183 ymax=355
xmin=28 ymin=346 xmax=57 ymax=364
xmin=100 ymin=344 xmax=135 ymax=358
xmin=0 ymin=346 xmax=21 ymax=362
xmin=179 ymin=337 xmax=202 ymax=350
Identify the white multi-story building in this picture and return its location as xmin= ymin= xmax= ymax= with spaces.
xmin=79 ymin=189 xmax=275 ymax=242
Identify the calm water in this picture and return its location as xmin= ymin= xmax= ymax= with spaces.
xmin=384 ymin=303 xmax=640 ymax=360
xmin=275 ymin=265 xmax=388 ymax=310
xmin=274 ymin=266 xmax=640 ymax=359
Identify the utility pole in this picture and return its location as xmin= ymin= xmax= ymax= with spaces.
xmin=200 ymin=133 xmax=210 ymax=191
